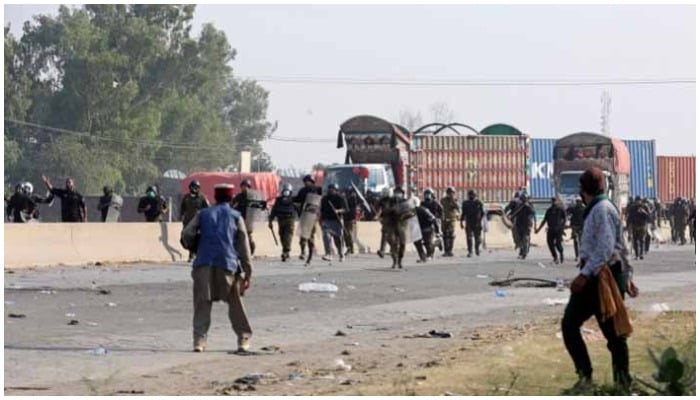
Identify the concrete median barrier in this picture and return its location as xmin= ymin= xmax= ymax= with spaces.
xmin=4 ymin=219 xmax=676 ymax=269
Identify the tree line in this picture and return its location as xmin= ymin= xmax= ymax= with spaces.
xmin=4 ymin=4 xmax=275 ymax=196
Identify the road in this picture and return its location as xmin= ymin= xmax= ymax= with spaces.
xmin=4 ymin=243 xmax=696 ymax=395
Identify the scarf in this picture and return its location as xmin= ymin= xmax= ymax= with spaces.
xmin=598 ymin=265 xmax=633 ymax=338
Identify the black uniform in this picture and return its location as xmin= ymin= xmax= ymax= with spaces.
xmin=672 ymin=199 xmax=689 ymax=245
xmin=137 ymin=195 xmax=168 ymax=222
xmin=461 ymin=198 xmax=485 ymax=257
xmin=343 ymin=191 xmax=359 ymax=254
xmin=269 ymin=194 xmax=297 ymax=260
xmin=50 ymin=188 xmax=86 ymax=222
xmin=7 ymin=192 xmax=31 ymax=223
xmin=320 ymin=192 xmax=348 ymax=258
xmin=294 ymin=185 xmax=323 ymax=258
xmin=376 ymin=195 xmax=394 ymax=257
xmin=232 ymin=190 xmax=265 ymax=256
xmin=541 ymin=203 xmax=567 ymax=263
xmin=626 ymin=202 xmax=650 ymax=259
xmin=566 ymin=202 xmax=585 ymax=259
xmin=511 ymin=200 xmax=535 ymax=259
xmin=504 ymin=197 xmax=521 ymax=247
xmin=414 ymin=206 xmax=438 ymax=261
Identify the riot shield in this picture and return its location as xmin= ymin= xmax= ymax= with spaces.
xmin=405 ymin=215 xmax=423 ymax=243
xmin=106 ymin=194 xmax=123 ymax=222
xmin=298 ymin=193 xmax=322 ymax=239
xmin=245 ymin=190 xmax=267 ymax=233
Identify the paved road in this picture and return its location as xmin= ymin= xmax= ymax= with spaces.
xmin=4 ymin=243 xmax=696 ymax=394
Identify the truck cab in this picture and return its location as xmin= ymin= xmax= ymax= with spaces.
xmin=323 ymin=163 xmax=396 ymax=196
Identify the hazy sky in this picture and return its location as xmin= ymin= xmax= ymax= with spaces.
xmin=5 ymin=4 xmax=696 ymax=170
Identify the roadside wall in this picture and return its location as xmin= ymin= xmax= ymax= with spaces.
xmin=4 ymin=220 xmax=675 ymax=269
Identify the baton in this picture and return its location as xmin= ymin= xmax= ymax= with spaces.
xmin=269 ymin=224 xmax=279 ymax=246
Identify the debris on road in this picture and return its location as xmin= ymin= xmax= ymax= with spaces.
xmin=86 ymin=322 xmax=99 ymax=327
xmin=334 ymin=330 xmax=347 ymax=337
xmin=651 ymin=303 xmax=670 ymax=312
xmin=260 ymin=345 xmax=281 ymax=352
xmin=67 ymin=319 xmax=79 ymax=325
xmin=39 ymin=289 xmax=56 ymax=295
xmin=340 ymin=350 xmax=351 ymax=356
xmin=105 ymin=302 xmax=117 ymax=307
xmin=543 ymin=298 xmax=568 ymax=306
xmin=88 ymin=347 xmax=108 ymax=356
xmin=8 ymin=313 xmax=26 ymax=319
xmin=298 ymin=282 xmax=338 ymax=293
xmin=288 ymin=372 xmax=304 ymax=381
xmin=115 ymin=389 xmax=144 ymax=394
xmin=334 ymin=359 xmax=352 ymax=372
xmin=340 ymin=379 xmax=356 ymax=385
xmin=98 ymin=289 xmax=112 ymax=295
xmin=65 ymin=313 xmax=76 ymax=318
xmin=393 ymin=287 xmax=406 ymax=293
xmin=419 ymin=360 xmax=441 ymax=368
xmin=476 ymin=274 xmax=490 ymax=279
xmin=234 ymin=372 xmax=277 ymax=385
xmin=489 ymin=277 xmax=559 ymax=288
xmin=495 ymin=290 xmax=507 ymax=298
xmin=404 ymin=330 xmax=453 ymax=339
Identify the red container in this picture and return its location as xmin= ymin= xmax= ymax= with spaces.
xmin=411 ymin=135 xmax=529 ymax=204
xmin=181 ymin=172 xmax=281 ymax=206
xmin=657 ymin=156 xmax=696 ymax=202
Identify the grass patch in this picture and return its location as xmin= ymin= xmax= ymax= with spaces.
xmin=338 ymin=311 xmax=696 ymax=396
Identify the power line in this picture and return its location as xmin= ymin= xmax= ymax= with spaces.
xmin=5 ymin=118 xmax=336 ymax=146
xmin=244 ymin=76 xmax=696 ymax=87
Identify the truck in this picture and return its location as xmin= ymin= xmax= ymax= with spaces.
xmin=331 ymin=115 xmax=411 ymax=196
xmin=552 ymin=132 xmax=630 ymax=210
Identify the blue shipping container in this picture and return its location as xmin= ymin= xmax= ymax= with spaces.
xmin=528 ymin=138 xmax=657 ymax=200
xmin=623 ymin=139 xmax=657 ymax=199
xmin=528 ymin=138 xmax=556 ymax=199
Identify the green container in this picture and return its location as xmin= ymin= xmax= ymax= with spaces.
xmin=480 ymin=123 xmax=523 ymax=136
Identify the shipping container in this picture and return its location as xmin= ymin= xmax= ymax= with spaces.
xmin=181 ymin=172 xmax=281 ymax=206
xmin=657 ymin=156 xmax=696 ymax=203
xmin=528 ymin=138 xmax=658 ymax=200
xmin=528 ymin=138 xmax=556 ymax=199
xmin=623 ymin=140 xmax=657 ymax=199
xmin=411 ymin=134 xmax=529 ymax=206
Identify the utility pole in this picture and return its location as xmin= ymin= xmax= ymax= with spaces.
xmin=601 ymin=90 xmax=612 ymax=136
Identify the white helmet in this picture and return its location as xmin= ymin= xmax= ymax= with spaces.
xmin=23 ymin=182 xmax=33 ymax=195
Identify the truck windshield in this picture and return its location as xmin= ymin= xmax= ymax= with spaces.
xmin=325 ymin=168 xmax=364 ymax=191
xmin=560 ymin=173 xmax=581 ymax=195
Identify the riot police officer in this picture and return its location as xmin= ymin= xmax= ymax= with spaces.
xmin=535 ymin=197 xmax=567 ymax=264
xmin=460 ymin=189 xmax=485 ymax=258
xmin=293 ymin=175 xmax=322 ymax=261
xmin=421 ymin=188 xmax=443 ymax=253
xmin=673 ymin=197 xmax=690 ymax=245
xmin=511 ymin=193 xmax=535 ymax=259
xmin=375 ymin=187 xmax=394 ymax=259
xmin=626 ymin=196 xmax=650 ymax=260
xmin=269 ymin=183 xmax=297 ymax=262
xmin=180 ymin=180 xmax=210 ymax=261
xmin=414 ymin=198 xmax=439 ymax=262
xmin=566 ymin=197 xmax=585 ymax=260
xmin=386 ymin=187 xmax=410 ymax=269
xmin=440 ymin=187 xmax=460 ymax=257
xmin=137 ymin=186 xmax=168 ymax=222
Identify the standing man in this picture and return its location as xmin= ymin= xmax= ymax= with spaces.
xmin=342 ymin=187 xmax=359 ymax=256
xmin=180 ymin=180 xmax=210 ymax=261
xmin=561 ymin=167 xmax=637 ymax=393
xmin=504 ymin=192 xmax=522 ymax=248
xmin=626 ymin=196 xmax=649 ymax=260
xmin=268 ymin=183 xmax=297 ymax=262
xmin=689 ymin=199 xmax=696 ymax=245
xmin=231 ymin=179 xmax=261 ymax=256
xmin=460 ymin=190 xmax=485 ymax=258
xmin=674 ymin=198 xmax=690 ymax=245
xmin=511 ymin=194 xmax=536 ymax=259
xmin=566 ymin=197 xmax=586 ymax=261
xmin=536 ymin=197 xmax=567 ymax=264
xmin=375 ymin=187 xmax=394 ymax=259
xmin=421 ymin=188 xmax=443 ymax=254
xmin=414 ymin=198 xmax=439 ymax=263
xmin=294 ymin=175 xmax=322 ymax=260
xmin=41 ymin=175 xmax=87 ymax=222
xmin=440 ymin=187 xmax=460 ymax=257
xmin=319 ymin=184 xmax=348 ymax=262
xmin=653 ymin=198 xmax=662 ymax=228
xmin=138 ymin=186 xmax=168 ymax=222
xmin=181 ymin=183 xmax=253 ymax=354
xmin=386 ymin=187 xmax=410 ymax=269
xmin=97 ymin=186 xmax=117 ymax=222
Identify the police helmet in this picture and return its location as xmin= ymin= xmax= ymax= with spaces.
xmin=468 ymin=189 xmax=476 ymax=198
xmin=23 ymin=182 xmax=33 ymax=195
xmin=634 ymin=196 xmax=641 ymax=202
xmin=281 ymin=183 xmax=293 ymax=193
xmin=302 ymin=174 xmax=315 ymax=184
xmin=189 ymin=180 xmax=201 ymax=190
xmin=146 ymin=185 xmax=157 ymax=194
xmin=241 ymin=179 xmax=252 ymax=188
xmin=446 ymin=186 xmax=456 ymax=194
xmin=327 ymin=183 xmax=339 ymax=191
